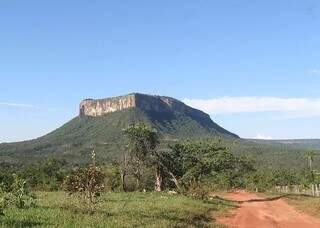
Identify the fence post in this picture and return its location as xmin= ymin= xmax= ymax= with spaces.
xmin=312 ymin=184 xmax=315 ymax=197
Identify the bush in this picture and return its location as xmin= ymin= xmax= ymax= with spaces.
xmin=186 ymin=181 xmax=210 ymax=199
xmin=63 ymin=150 xmax=105 ymax=212
xmin=19 ymin=158 xmax=67 ymax=191
xmin=101 ymin=165 xmax=122 ymax=191
xmin=0 ymin=174 xmax=35 ymax=216
xmin=64 ymin=166 xmax=105 ymax=200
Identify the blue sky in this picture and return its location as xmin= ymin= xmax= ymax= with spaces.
xmin=1 ymin=0 xmax=320 ymax=142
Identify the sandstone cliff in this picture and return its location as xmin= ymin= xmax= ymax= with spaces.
xmin=80 ymin=94 xmax=136 ymax=117
xmin=80 ymin=93 xmax=209 ymax=120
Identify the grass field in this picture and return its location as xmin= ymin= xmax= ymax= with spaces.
xmin=0 ymin=191 xmax=234 ymax=228
xmin=285 ymin=195 xmax=320 ymax=219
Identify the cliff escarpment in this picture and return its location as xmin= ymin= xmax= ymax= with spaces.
xmin=80 ymin=93 xmax=213 ymax=121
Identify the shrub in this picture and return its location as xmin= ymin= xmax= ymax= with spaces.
xmin=101 ymin=165 xmax=122 ymax=191
xmin=64 ymin=150 xmax=105 ymax=212
xmin=20 ymin=158 xmax=67 ymax=191
xmin=0 ymin=174 xmax=35 ymax=216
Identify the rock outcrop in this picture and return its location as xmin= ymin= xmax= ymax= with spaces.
xmin=80 ymin=93 xmax=208 ymax=119
xmin=80 ymin=94 xmax=136 ymax=117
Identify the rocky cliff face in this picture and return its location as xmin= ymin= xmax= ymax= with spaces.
xmin=79 ymin=94 xmax=136 ymax=117
xmin=79 ymin=93 xmax=211 ymax=119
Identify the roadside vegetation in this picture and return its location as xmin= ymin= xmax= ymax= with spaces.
xmin=284 ymin=195 xmax=320 ymax=219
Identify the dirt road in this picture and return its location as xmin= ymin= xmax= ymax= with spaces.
xmin=217 ymin=190 xmax=320 ymax=228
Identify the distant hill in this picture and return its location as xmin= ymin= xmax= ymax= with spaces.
xmin=224 ymin=138 xmax=320 ymax=171
xmin=0 ymin=93 xmax=238 ymax=164
xmin=248 ymin=139 xmax=320 ymax=150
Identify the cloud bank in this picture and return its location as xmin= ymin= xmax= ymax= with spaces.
xmin=183 ymin=97 xmax=320 ymax=117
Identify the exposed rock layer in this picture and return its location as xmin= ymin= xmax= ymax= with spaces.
xmin=80 ymin=93 xmax=208 ymax=120
xmin=80 ymin=94 xmax=136 ymax=117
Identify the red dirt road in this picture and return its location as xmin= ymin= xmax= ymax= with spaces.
xmin=217 ymin=190 xmax=320 ymax=228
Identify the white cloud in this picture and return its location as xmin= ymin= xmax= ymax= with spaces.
xmin=183 ymin=97 xmax=320 ymax=117
xmin=309 ymin=69 xmax=320 ymax=75
xmin=256 ymin=133 xmax=273 ymax=140
xmin=0 ymin=102 xmax=37 ymax=109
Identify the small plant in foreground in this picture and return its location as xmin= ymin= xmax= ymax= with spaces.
xmin=64 ymin=150 xmax=105 ymax=212
xmin=0 ymin=184 xmax=6 ymax=216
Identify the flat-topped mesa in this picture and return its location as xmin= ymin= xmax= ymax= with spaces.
xmin=79 ymin=93 xmax=209 ymax=119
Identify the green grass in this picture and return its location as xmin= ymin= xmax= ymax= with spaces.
xmin=0 ymin=191 xmax=234 ymax=228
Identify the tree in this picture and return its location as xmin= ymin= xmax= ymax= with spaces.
xmin=123 ymin=124 xmax=160 ymax=191
xmin=306 ymin=150 xmax=317 ymax=172
xmin=119 ymin=154 xmax=129 ymax=192
xmin=158 ymin=141 xmax=239 ymax=191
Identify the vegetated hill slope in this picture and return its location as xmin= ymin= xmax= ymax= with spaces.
xmin=248 ymin=139 xmax=320 ymax=150
xmin=0 ymin=107 xmax=237 ymax=164
xmin=222 ymin=138 xmax=320 ymax=171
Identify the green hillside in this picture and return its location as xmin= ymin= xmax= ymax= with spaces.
xmin=0 ymin=107 xmax=237 ymax=164
xmin=248 ymin=139 xmax=320 ymax=150
xmin=223 ymin=138 xmax=320 ymax=171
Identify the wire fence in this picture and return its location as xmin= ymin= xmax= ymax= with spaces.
xmin=274 ymin=184 xmax=320 ymax=197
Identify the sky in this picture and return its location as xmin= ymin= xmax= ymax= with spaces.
xmin=1 ymin=0 xmax=320 ymax=142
